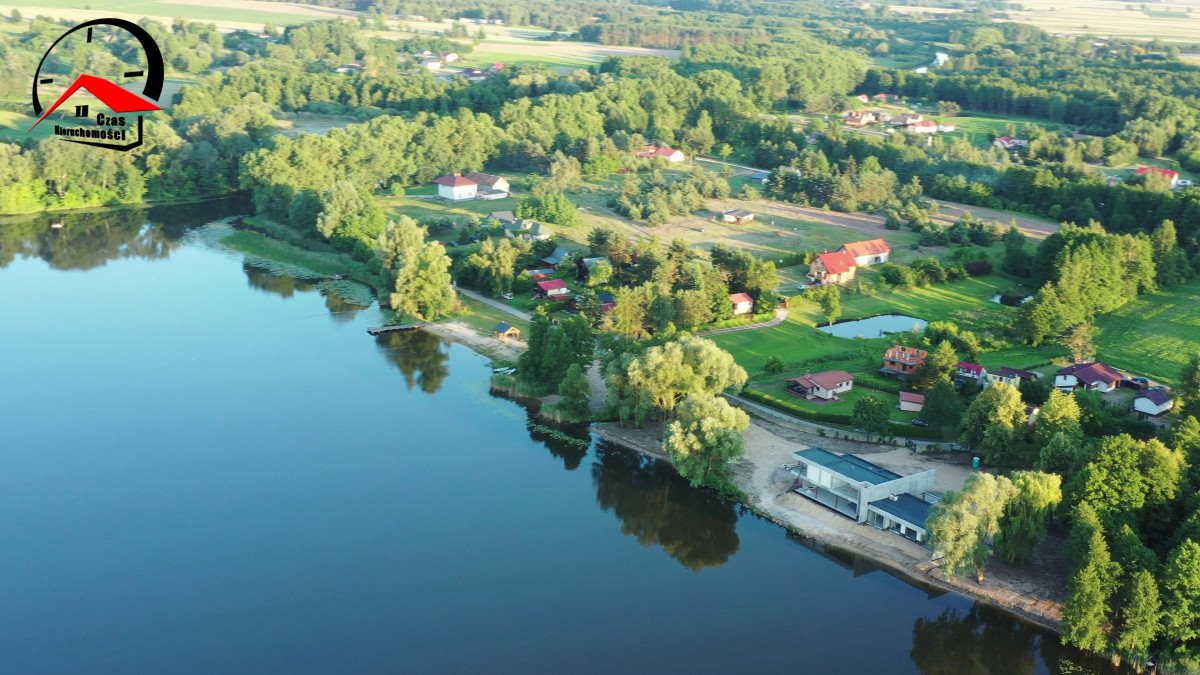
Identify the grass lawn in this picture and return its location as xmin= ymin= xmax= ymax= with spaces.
xmin=457 ymin=295 xmax=530 ymax=336
xmin=1092 ymin=277 xmax=1200 ymax=386
xmin=749 ymin=376 xmax=920 ymax=423
xmin=791 ymin=274 xmax=1018 ymax=329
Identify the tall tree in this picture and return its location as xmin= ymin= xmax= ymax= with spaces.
xmin=1162 ymin=540 xmax=1200 ymax=646
xmin=851 ymin=395 xmax=889 ymax=441
xmin=927 ymin=473 xmax=1014 ymax=581
xmin=1034 ymin=389 xmax=1082 ymax=447
xmin=1060 ymin=323 xmax=1096 ymax=364
xmin=664 ymin=394 xmax=749 ymax=488
xmin=995 ymin=471 xmax=1062 ymax=566
xmin=922 ymin=380 xmax=963 ymax=437
xmin=807 ymin=284 xmax=841 ymax=326
xmin=606 ymin=335 xmax=747 ymax=425
xmin=378 ymin=217 xmax=456 ymax=320
xmin=960 ymin=382 xmax=1030 ymax=468
xmin=911 ymin=340 xmax=958 ymax=392
xmin=1115 ymin=569 xmax=1162 ymax=657
xmin=557 ymin=363 xmax=592 ymax=421
xmin=1180 ymin=354 xmax=1200 ymax=419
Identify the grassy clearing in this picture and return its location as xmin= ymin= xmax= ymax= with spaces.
xmin=1092 ymin=277 xmax=1200 ymax=385
xmin=221 ymin=229 xmax=378 ymax=288
xmin=457 ymin=295 xmax=530 ymax=336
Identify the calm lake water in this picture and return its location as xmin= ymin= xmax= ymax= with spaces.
xmin=0 ymin=202 xmax=1118 ymax=673
xmin=818 ymin=314 xmax=929 ymax=338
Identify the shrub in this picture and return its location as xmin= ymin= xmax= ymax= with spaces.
xmin=763 ymin=355 xmax=785 ymax=374
xmin=964 ymin=259 xmax=993 ymax=276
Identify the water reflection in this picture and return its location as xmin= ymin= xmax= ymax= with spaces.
xmin=375 ymin=329 xmax=450 ymax=394
xmin=591 ymin=441 xmax=740 ymax=571
xmin=243 ymin=263 xmax=319 ymax=298
xmin=0 ymin=196 xmax=249 ymax=271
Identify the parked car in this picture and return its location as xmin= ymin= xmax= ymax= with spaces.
xmin=910 ymin=419 xmax=929 ymax=427
xmin=795 ymin=283 xmax=810 ymax=291
xmin=501 ymin=292 xmax=514 ymax=300
xmin=1130 ymin=376 xmax=1150 ymax=387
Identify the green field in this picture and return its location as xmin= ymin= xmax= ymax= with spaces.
xmin=0 ymin=0 xmax=320 ymax=28
xmin=1092 ymin=277 xmax=1200 ymax=385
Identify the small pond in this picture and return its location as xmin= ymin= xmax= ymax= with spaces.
xmin=818 ymin=314 xmax=927 ymax=338
xmin=990 ymin=293 xmax=1033 ymax=306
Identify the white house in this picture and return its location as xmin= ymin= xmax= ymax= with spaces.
xmin=955 ymin=361 xmax=987 ymax=383
xmin=635 ymin=145 xmax=686 ymax=163
xmin=433 ymin=173 xmax=477 ymax=200
xmin=838 ymin=239 xmax=891 ymax=266
xmin=730 ymin=292 xmax=754 ymax=316
xmin=987 ymin=366 xmax=1040 ymax=388
xmin=1134 ymin=387 xmax=1173 ymax=417
xmin=1055 ymin=362 xmax=1123 ymax=393
xmin=422 ymin=60 xmax=441 ymax=71
xmin=535 ymin=279 xmax=570 ymax=299
xmin=441 ymin=52 xmax=459 ymax=63
xmin=786 ymin=371 xmax=854 ymax=401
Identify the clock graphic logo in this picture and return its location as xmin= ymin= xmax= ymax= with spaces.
xmin=29 ymin=18 xmax=165 ymax=151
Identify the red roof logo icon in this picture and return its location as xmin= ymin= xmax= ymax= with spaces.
xmin=30 ymin=73 xmax=161 ymax=130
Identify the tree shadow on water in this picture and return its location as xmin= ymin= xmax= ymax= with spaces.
xmin=374 ymin=329 xmax=450 ymax=394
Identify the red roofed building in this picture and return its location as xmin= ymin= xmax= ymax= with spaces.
xmin=535 ymin=279 xmax=570 ymax=299
xmin=839 ymin=239 xmax=891 ymax=266
xmin=1055 ymin=362 xmax=1123 ymax=393
xmin=898 ymin=391 xmax=925 ymax=412
xmin=730 ymin=292 xmax=754 ymax=316
xmin=433 ymin=173 xmax=478 ymax=200
xmin=635 ymin=145 xmax=686 ymax=163
xmin=1136 ymin=166 xmax=1180 ymax=188
xmin=907 ymin=120 xmax=938 ymax=133
xmin=955 ymin=361 xmax=987 ymax=382
xmin=787 ymin=370 xmax=854 ymax=401
xmin=809 ymin=250 xmax=858 ymax=284
xmin=993 ymin=136 xmax=1028 ymax=150
xmin=1134 ymin=387 xmax=1173 ymax=417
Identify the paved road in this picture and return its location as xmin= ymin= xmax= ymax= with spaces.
xmin=455 ymin=287 xmax=533 ymax=321
xmin=698 ymin=307 xmax=788 ymax=337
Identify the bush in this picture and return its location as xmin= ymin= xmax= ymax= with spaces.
xmin=964 ymin=259 xmax=993 ymax=276
xmin=763 ymin=355 xmax=785 ymax=374
xmin=740 ymin=389 xmax=853 ymax=425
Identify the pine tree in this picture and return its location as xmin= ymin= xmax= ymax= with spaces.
xmin=911 ymin=340 xmax=957 ymax=391
xmin=1180 ymin=354 xmax=1200 ymax=419
xmin=1116 ymin=569 xmax=1162 ymax=657
xmin=1162 ymin=540 xmax=1200 ymax=645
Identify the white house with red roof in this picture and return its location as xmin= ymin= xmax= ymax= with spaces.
xmin=955 ymin=361 xmax=987 ymax=383
xmin=1134 ymin=387 xmax=1173 ymax=417
xmin=535 ymin=279 xmax=570 ymax=299
xmin=786 ymin=370 xmax=854 ymax=401
xmin=730 ymin=292 xmax=754 ymax=315
xmin=809 ymin=250 xmax=858 ymax=284
xmin=1136 ymin=166 xmax=1180 ymax=188
xmin=898 ymin=391 xmax=925 ymax=412
xmin=433 ymin=173 xmax=477 ymax=200
xmin=907 ymin=120 xmax=938 ymax=133
xmin=635 ymin=145 xmax=686 ymax=163
xmin=1055 ymin=362 xmax=1123 ymax=393
xmin=838 ymin=239 xmax=891 ymax=266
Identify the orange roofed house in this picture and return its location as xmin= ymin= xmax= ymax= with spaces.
xmin=881 ymin=345 xmax=927 ymax=380
xmin=808 ymin=250 xmax=858 ymax=284
xmin=838 ymin=239 xmax=891 ymax=266
xmin=635 ymin=145 xmax=686 ymax=163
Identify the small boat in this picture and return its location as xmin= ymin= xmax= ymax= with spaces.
xmin=50 ymin=220 xmax=64 ymax=229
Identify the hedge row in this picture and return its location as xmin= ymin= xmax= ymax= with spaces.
xmin=740 ymin=389 xmax=948 ymax=441
xmin=740 ymin=389 xmax=853 ymax=425
xmin=855 ymin=376 xmax=902 ymax=395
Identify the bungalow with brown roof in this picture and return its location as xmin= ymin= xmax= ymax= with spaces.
xmin=898 ymin=391 xmax=925 ymax=413
xmin=844 ymin=111 xmax=878 ymax=128
xmin=464 ymin=172 xmax=510 ymax=195
xmin=1055 ymin=362 xmax=1123 ymax=393
xmin=809 ymin=250 xmax=858 ymax=285
xmin=882 ymin=345 xmax=927 ymax=379
xmin=838 ymin=239 xmax=891 ymax=266
xmin=787 ymin=370 xmax=854 ymax=401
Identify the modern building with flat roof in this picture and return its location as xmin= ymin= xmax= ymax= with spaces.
xmin=791 ymin=447 xmax=936 ymax=544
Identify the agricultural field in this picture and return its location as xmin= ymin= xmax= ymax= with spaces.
xmin=0 ymin=0 xmax=337 ymax=31
xmin=1001 ymin=0 xmax=1200 ymax=42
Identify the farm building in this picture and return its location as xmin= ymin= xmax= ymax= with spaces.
xmin=433 ymin=174 xmax=477 ymax=200
xmin=722 ymin=208 xmax=755 ymax=224
xmin=838 ymin=239 xmax=891 ymax=266
xmin=464 ymin=172 xmax=510 ymax=195
xmin=1136 ymin=167 xmax=1180 ymax=188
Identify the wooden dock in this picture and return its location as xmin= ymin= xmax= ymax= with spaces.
xmin=367 ymin=323 xmax=425 ymax=336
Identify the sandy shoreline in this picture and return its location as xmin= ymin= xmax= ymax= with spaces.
xmin=429 ymin=321 xmax=1066 ymax=635
xmin=591 ymin=418 xmax=1067 ymax=635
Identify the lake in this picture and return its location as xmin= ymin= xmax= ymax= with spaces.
xmin=0 ymin=202 xmax=1117 ymax=673
xmin=818 ymin=314 xmax=929 ymax=339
